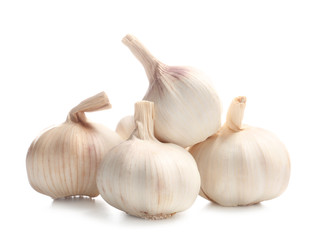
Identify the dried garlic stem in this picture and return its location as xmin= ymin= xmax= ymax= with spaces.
xmin=225 ymin=96 xmax=246 ymax=131
xmin=67 ymin=92 xmax=111 ymax=125
xmin=122 ymin=34 xmax=159 ymax=82
xmin=133 ymin=101 xmax=156 ymax=141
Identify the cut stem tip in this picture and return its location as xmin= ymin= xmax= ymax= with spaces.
xmin=226 ymin=96 xmax=247 ymax=131
xmin=133 ymin=101 xmax=156 ymax=141
xmin=67 ymin=91 xmax=111 ymax=124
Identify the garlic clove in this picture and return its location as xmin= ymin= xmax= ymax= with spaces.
xmin=97 ymin=101 xmax=201 ymax=219
xmin=115 ymin=115 xmax=135 ymax=140
xmin=26 ymin=92 xmax=123 ymax=199
xmin=189 ymin=96 xmax=290 ymax=206
xmin=122 ymin=34 xmax=222 ymax=148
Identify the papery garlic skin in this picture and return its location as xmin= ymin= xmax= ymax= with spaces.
xmin=189 ymin=96 xmax=290 ymax=207
xmin=122 ymin=34 xmax=221 ymax=148
xmin=26 ymin=92 xmax=123 ymax=199
xmin=97 ymin=101 xmax=201 ymax=219
xmin=97 ymin=138 xmax=200 ymax=219
xmin=115 ymin=115 xmax=135 ymax=139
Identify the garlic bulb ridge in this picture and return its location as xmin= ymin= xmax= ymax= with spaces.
xmin=26 ymin=92 xmax=123 ymax=199
xmin=97 ymin=101 xmax=201 ymax=219
xmin=189 ymin=96 xmax=291 ymax=207
xmin=122 ymin=34 xmax=222 ymax=147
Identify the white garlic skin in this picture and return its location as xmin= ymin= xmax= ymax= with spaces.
xmin=97 ymin=100 xmax=200 ymax=219
xmin=122 ymin=34 xmax=221 ymax=148
xmin=27 ymin=122 xmax=122 ymax=199
xmin=115 ymin=115 xmax=135 ymax=139
xmin=144 ymin=66 xmax=221 ymax=148
xmin=97 ymin=138 xmax=200 ymax=219
xmin=26 ymin=92 xmax=123 ymax=199
xmin=189 ymin=97 xmax=290 ymax=207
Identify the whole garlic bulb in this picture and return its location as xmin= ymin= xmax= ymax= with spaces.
xmin=189 ymin=96 xmax=290 ymax=207
xmin=122 ymin=34 xmax=221 ymax=147
xmin=115 ymin=115 xmax=135 ymax=139
xmin=26 ymin=92 xmax=123 ymax=199
xmin=97 ymin=101 xmax=201 ymax=219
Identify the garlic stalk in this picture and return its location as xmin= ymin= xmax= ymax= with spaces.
xmin=122 ymin=34 xmax=221 ymax=147
xmin=189 ymin=96 xmax=290 ymax=207
xmin=97 ymin=101 xmax=201 ymax=219
xmin=26 ymin=92 xmax=123 ymax=199
xmin=115 ymin=115 xmax=135 ymax=140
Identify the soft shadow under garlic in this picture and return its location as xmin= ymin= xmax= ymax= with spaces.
xmin=203 ymin=201 xmax=265 ymax=213
xmin=51 ymin=196 xmax=109 ymax=220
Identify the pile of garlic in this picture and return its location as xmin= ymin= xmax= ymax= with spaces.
xmin=26 ymin=34 xmax=290 ymax=220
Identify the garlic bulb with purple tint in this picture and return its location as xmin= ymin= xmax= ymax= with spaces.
xmin=26 ymin=92 xmax=123 ymax=199
xmin=122 ymin=34 xmax=221 ymax=147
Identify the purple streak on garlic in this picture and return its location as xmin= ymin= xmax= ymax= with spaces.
xmin=122 ymin=34 xmax=221 ymax=148
xmin=26 ymin=92 xmax=123 ymax=199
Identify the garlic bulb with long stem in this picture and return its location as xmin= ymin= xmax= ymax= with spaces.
xmin=115 ymin=115 xmax=135 ymax=140
xmin=122 ymin=34 xmax=221 ymax=148
xmin=97 ymin=101 xmax=201 ymax=219
xmin=26 ymin=92 xmax=123 ymax=199
xmin=189 ymin=96 xmax=291 ymax=207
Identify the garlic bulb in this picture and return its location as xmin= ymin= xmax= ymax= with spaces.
xmin=115 ymin=115 xmax=135 ymax=139
xmin=97 ymin=101 xmax=201 ymax=219
xmin=189 ymin=96 xmax=290 ymax=207
xmin=122 ymin=34 xmax=221 ymax=147
xmin=26 ymin=92 xmax=123 ymax=199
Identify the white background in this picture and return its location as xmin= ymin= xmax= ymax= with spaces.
xmin=0 ymin=0 xmax=316 ymax=239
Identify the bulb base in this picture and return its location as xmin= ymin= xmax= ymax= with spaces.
xmin=127 ymin=211 xmax=177 ymax=220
